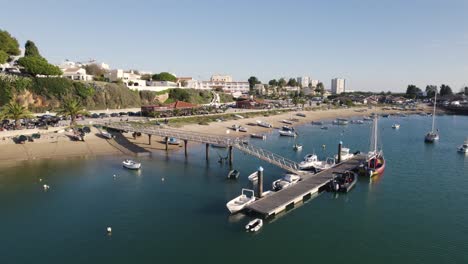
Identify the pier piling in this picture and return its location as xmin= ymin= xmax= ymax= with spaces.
xmin=228 ymin=146 xmax=233 ymax=165
xmin=148 ymin=134 xmax=152 ymax=145
xmin=337 ymin=141 xmax=342 ymax=163
xmin=205 ymin=143 xmax=209 ymax=161
xmin=165 ymin=137 xmax=169 ymax=151
xmin=257 ymin=166 xmax=264 ymax=198
xmin=184 ymin=140 xmax=188 ymax=157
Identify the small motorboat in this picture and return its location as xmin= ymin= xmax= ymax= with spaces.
xmin=382 ymin=114 xmax=390 ymax=118
xmin=293 ymin=144 xmax=303 ymax=151
xmin=234 ymin=114 xmax=244 ymax=119
xmin=279 ymin=130 xmax=297 ymax=137
xmin=245 ymin=218 xmax=263 ymax=232
xmin=226 ymin=189 xmax=255 ymax=213
xmin=299 ymin=154 xmax=335 ymax=171
xmin=350 ymin=120 xmax=364 ymax=124
xmin=311 ymin=121 xmax=324 ymax=125
xmin=333 ymin=118 xmax=349 ymax=125
xmin=227 ymin=169 xmax=240 ymax=179
xmin=329 ymin=171 xmax=357 ymax=193
xmin=281 ymin=125 xmax=295 ymax=131
xmin=168 ymin=137 xmax=180 ymax=145
xmin=101 ymin=131 xmax=113 ymax=139
xmin=296 ymin=113 xmax=306 ymax=117
xmin=363 ymin=117 xmax=373 ymax=121
xmin=256 ymin=120 xmax=272 ymax=128
xmin=250 ymin=134 xmax=266 ymax=140
xmin=248 ymin=171 xmax=258 ymax=182
xmin=272 ymin=174 xmax=301 ymax=191
xmin=238 ymin=126 xmax=247 ymax=132
xmin=320 ymin=126 xmax=329 ymax=130
xmin=282 ymin=119 xmax=294 ymax=125
xmin=122 ymin=159 xmax=141 ymax=170
xmin=392 ymin=124 xmax=400 ymax=129
xmin=457 ymin=139 xmax=468 ymax=153
xmin=334 ymin=147 xmax=354 ymax=162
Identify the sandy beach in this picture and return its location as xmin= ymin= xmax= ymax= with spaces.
xmin=0 ymin=106 xmax=426 ymax=164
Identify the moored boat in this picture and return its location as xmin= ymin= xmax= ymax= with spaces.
xmin=299 ymin=153 xmax=335 ymax=171
xmin=329 ymin=171 xmax=357 ymax=193
xmin=311 ymin=121 xmax=324 ymax=125
xmin=366 ymin=116 xmax=385 ymax=177
xmin=248 ymin=171 xmax=258 ymax=182
xmin=425 ymin=92 xmax=439 ymax=143
xmin=334 ymin=147 xmax=354 ymax=162
xmin=168 ymin=137 xmax=180 ymax=145
xmin=320 ymin=126 xmax=329 ymax=130
xmin=272 ymin=174 xmax=301 ymax=191
xmin=457 ymin=138 xmax=468 ymax=153
xmin=256 ymin=120 xmax=272 ymax=128
xmin=245 ymin=218 xmax=263 ymax=232
xmin=122 ymin=159 xmax=141 ymax=170
xmin=293 ymin=144 xmax=303 ymax=151
xmin=333 ymin=118 xmax=349 ymax=125
xmin=226 ymin=189 xmax=255 ymax=214
xmin=296 ymin=113 xmax=306 ymax=117
xmin=350 ymin=120 xmax=364 ymax=124
xmin=101 ymin=131 xmax=113 ymax=139
xmin=250 ymin=134 xmax=266 ymax=140
xmin=279 ymin=130 xmax=297 ymax=137
xmin=392 ymin=124 xmax=400 ymax=129
xmin=227 ymin=169 xmax=240 ymax=179
xmin=282 ymin=119 xmax=294 ymax=125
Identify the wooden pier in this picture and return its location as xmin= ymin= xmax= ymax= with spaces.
xmin=246 ymin=155 xmax=367 ymax=217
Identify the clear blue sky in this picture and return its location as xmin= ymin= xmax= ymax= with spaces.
xmin=1 ymin=0 xmax=468 ymax=92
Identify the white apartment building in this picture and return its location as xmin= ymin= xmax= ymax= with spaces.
xmin=210 ymin=74 xmax=232 ymax=82
xmin=200 ymin=81 xmax=249 ymax=95
xmin=296 ymin=76 xmax=310 ymax=87
xmin=331 ymin=78 xmax=346 ymax=94
xmin=310 ymin=79 xmax=319 ymax=88
xmin=106 ymin=69 xmax=146 ymax=87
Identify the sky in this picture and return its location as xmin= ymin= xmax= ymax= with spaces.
xmin=1 ymin=0 xmax=468 ymax=92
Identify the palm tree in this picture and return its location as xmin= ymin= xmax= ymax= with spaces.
xmin=1 ymin=102 xmax=33 ymax=129
xmin=57 ymin=98 xmax=87 ymax=126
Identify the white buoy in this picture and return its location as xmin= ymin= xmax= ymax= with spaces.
xmin=162 ymin=178 xmax=165 ymax=182
xmin=113 ymin=174 xmax=116 ymax=179
xmin=43 ymin=184 xmax=49 ymax=190
xmin=107 ymin=227 xmax=112 ymax=233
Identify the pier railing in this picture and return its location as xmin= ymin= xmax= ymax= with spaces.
xmin=105 ymin=122 xmax=300 ymax=173
xmin=233 ymin=140 xmax=300 ymax=173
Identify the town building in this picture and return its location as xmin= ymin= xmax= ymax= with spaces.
xmin=210 ymin=74 xmax=232 ymax=82
xmin=106 ymin=69 xmax=146 ymax=87
xmin=310 ymin=79 xmax=319 ymax=87
xmin=61 ymin=67 xmax=93 ymax=81
xmin=296 ymin=76 xmax=310 ymax=88
xmin=331 ymin=78 xmax=346 ymax=94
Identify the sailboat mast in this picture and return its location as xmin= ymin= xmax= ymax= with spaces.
xmin=431 ymin=92 xmax=437 ymax=133
xmin=374 ymin=116 xmax=378 ymax=153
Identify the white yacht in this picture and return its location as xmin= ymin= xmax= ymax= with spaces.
xmin=257 ymin=120 xmax=272 ymax=128
xmin=122 ymin=159 xmax=141 ymax=170
xmin=226 ymin=189 xmax=256 ymax=214
xmin=272 ymin=174 xmax=301 ymax=191
xmin=458 ymin=139 xmax=468 ymax=153
xmin=392 ymin=124 xmax=400 ymax=129
xmin=299 ymin=154 xmax=335 ymax=171
xmin=247 ymin=171 xmax=258 ymax=182
xmin=334 ymin=147 xmax=354 ymax=162
xmin=425 ymin=92 xmax=439 ymax=143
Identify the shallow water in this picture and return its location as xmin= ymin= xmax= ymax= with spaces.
xmin=1 ymin=115 xmax=467 ymax=263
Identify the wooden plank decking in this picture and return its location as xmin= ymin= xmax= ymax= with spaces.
xmin=246 ymin=155 xmax=367 ymax=217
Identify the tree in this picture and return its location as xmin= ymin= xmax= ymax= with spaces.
xmin=0 ymin=30 xmax=20 ymax=63
xmin=405 ymin=84 xmax=422 ymax=98
xmin=180 ymin=80 xmax=188 ymax=87
xmin=1 ymin=101 xmax=33 ymax=129
xmin=84 ymin=63 xmax=107 ymax=77
xmin=57 ymin=98 xmax=87 ymax=126
xmin=439 ymin=84 xmax=453 ymax=96
xmin=425 ymin=85 xmax=437 ymax=98
xmin=168 ymin=88 xmax=190 ymax=102
xmin=315 ymin=82 xmax=325 ymax=96
xmin=17 ymin=56 xmax=62 ymax=76
xmin=278 ymin=78 xmax=286 ymax=88
xmin=247 ymin=76 xmax=261 ymax=89
xmin=152 ymin=72 xmax=177 ymax=82
xmin=24 ymin=40 xmax=41 ymax=57
xmin=268 ymin=79 xmax=278 ymax=86
xmin=287 ymin=78 xmax=298 ymax=87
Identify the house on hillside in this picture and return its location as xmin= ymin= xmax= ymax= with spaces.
xmin=61 ymin=67 xmax=93 ymax=81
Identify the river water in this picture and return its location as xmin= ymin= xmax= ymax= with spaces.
xmin=1 ymin=115 xmax=467 ymax=263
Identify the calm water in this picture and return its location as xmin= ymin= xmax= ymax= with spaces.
xmin=1 ymin=115 xmax=467 ymax=263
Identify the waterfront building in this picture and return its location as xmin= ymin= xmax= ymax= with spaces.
xmin=210 ymin=74 xmax=232 ymax=82
xmin=331 ymin=78 xmax=346 ymax=94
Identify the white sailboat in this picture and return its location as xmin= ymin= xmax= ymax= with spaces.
xmin=425 ymin=92 xmax=439 ymax=143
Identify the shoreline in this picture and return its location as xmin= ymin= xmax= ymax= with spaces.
xmin=0 ymin=106 xmax=429 ymax=165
